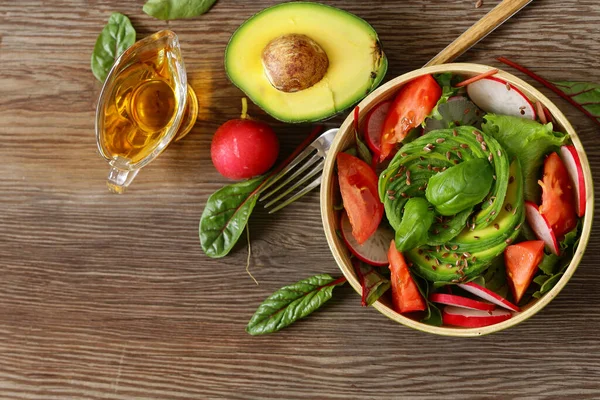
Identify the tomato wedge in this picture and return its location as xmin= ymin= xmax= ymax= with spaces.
xmin=336 ymin=152 xmax=383 ymax=244
xmin=379 ymin=74 xmax=442 ymax=160
xmin=504 ymin=240 xmax=545 ymax=303
xmin=538 ymin=152 xmax=577 ymax=238
xmin=388 ymin=241 xmax=426 ymax=313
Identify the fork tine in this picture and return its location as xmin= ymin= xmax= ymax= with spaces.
xmin=263 ymin=159 xmax=324 ymax=209
xmin=260 ymin=153 xmax=321 ymax=201
xmin=257 ymin=145 xmax=316 ymax=195
xmin=267 ymin=176 xmax=323 ymax=214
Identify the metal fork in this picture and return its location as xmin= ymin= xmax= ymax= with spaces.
xmin=258 ymin=128 xmax=338 ymax=214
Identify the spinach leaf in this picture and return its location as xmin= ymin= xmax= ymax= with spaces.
xmin=482 ymin=114 xmax=568 ymax=201
xmin=425 ymin=158 xmax=493 ymax=216
xmin=355 ymin=261 xmax=390 ymax=306
xmin=246 ymin=274 xmax=347 ymax=335
xmin=91 ymin=13 xmax=136 ymax=83
xmin=199 ymin=175 xmax=266 ymax=258
xmin=395 ymin=198 xmax=434 ymax=251
xmin=143 ymin=0 xmax=217 ymax=20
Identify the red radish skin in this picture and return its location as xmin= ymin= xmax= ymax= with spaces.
xmin=525 ymin=201 xmax=560 ymax=255
xmin=457 ymin=281 xmax=520 ymax=312
xmin=364 ymin=101 xmax=391 ymax=155
xmin=429 ymin=293 xmax=496 ymax=312
xmin=466 ymin=77 xmax=536 ymax=120
xmin=560 ymin=145 xmax=586 ymax=217
xmin=442 ymin=306 xmax=512 ymax=328
xmin=340 ymin=211 xmax=393 ymax=266
xmin=211 ymin=119 xmax=279 ymax=180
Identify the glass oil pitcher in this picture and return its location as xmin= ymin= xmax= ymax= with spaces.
xmin=95 ymin=30 xmax=198 ymax=193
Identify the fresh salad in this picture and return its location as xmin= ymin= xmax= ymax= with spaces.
xmin=335 ymin=70 xmax=587 ymax=328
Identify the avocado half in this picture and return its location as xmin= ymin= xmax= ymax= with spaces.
xmin=225 ymin=2 xmax=388 ymax=123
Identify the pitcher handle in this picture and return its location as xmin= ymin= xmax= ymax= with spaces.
xmin=107 ymin=167 xmax=139 ymax=194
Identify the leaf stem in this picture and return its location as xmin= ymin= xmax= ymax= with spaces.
xmin=497 ymin=57 xmax=600 ymax=127
xmin=246 ymin=224 xmax=258 ymax=285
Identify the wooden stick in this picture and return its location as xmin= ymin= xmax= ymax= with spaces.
xmin=425 ymin=0 xmax=532 ymax=67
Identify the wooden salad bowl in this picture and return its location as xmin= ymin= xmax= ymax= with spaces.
xmin=320 ymin=63 xmax=594 ymax=336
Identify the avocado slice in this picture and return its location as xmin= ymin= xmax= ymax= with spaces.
xmin=408 ymin=159 xmax=525 ymax=282
xmin=225 ymin=2 xmax=387 ymax=123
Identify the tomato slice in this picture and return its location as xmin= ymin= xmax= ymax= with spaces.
xmin=504 ymin=240 xmax=545 ymax=303
xmin=337 ymin=152 xmax=383 ymax=244
xmin=379 ymin=74 xmax=442 ymax=161
xmin=388 ymin=241 xmax=426 ymax=313
xmin=538 ymin=152 xmax=577 ymax=238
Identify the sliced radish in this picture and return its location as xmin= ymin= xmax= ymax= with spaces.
xmin=525 ymin=201 xmax=560 ymax=255
xmin=560 ymin=145 xmax=586 ymax=217
xmin=340 ymin=211 xmax=393 ymax=266
xmin=457 ymin=281 xmax=520 ymax=312
xmin=429 ymin=293 xmax=496 ymax=312
xmin=364 ymin=101 xmax=391 ymax=156
xmin=442 ymin=306 xmax=512 ymax=328
xmin=467 ymin=77 xmax=536 ymax=120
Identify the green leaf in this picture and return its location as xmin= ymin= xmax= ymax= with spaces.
xmin=482 ymin=114 xmax=568 ymax=201
xmin=395 ymin=198 xmax=434 ymax=251
xmin=143 ymin=0 xmax=217 ymax=20
xmin=355 ymin=131 xmax=373 ymax=165
xmin=199 ymin=175 xmax=266 ymax=258
xmin=355 ymin=262 xmax=390 ymax=306
xmin=422 ymin=302 xmax=442 ymax=326
xmin=540 ymin=273 xmax=563 ymax=294
xmin=246 ymin=274 xmax=346 ymax=335
xmin=538 ymin=253 xmax=561 ymax=275
xmin=91 ymin=13 xmax=136 ymax=82
xmin=553 ymin=81 xmax=600 ymax=125
xmin=533 ymin=274 xmax=551 ymax=286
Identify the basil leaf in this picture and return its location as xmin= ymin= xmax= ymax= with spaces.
xmin=143 ymin=0 xmax=217 ymax=20
xmin=355 ymin=131 xmax=373 ymax=165
xmin=246 ymin=274 xmax=347 ymax=335
xmin=91 ymin=13 xmax=136 ymax=83
xmin=552 ymin=81 xmax=600 ymax=125
xmin=355 ymin=262 xmax=390 ymax=306
xmin=199 ymin=175 xmax=266 ymax=258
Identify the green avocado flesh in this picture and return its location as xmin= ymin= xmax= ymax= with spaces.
xmin=224 ymin=2 xmax=387 ymax=123
xmin=379 ymin=126 xmax=524 ymax=282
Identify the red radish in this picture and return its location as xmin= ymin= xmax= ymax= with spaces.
xmin=457 ymin=281 xmax=520 ymax=312
xmin=466 ymin=77 xmax=536 ymax=120
xmin=429 ymin=293 xmax=496 ymax=312
xmin=504 ymin=241 xmax=545 ymax=303
xmin=340 ymin=211 xmax=393 ymax=266
xmin=211 ymin=99 xmax=279 ymax=180
xmin=442 ymin=306 xmax=512 ymax=328
xmin=525 ymin=201 xmax=560 ymax=255
xmin=560 ymin=145 xmax=586 ymax=217
xmin=364 ymin=101 xmax=391 ymax=155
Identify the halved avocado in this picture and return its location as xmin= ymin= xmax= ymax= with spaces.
xmin=225 ymin=2 xmax=387 ymax=123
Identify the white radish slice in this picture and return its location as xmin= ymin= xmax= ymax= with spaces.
xmin=340 ymin=211 xmax=393 ymax=267
xmin=457 ymin=281 xmax=520 ymax=312
xmin=429 ymin=293 xmax=496 ymax=312
xmin=442 ymin=306 xmax=512 ymax=328
xmin=525 ymin=201 xmax=560 ymax=255
xmin=560 ymin=145 xmax=586 ymax=217
xmin=467 ymin=77 xmax=536 ymax=120
xmin=364 ymin=101 xmax=391 ymax=155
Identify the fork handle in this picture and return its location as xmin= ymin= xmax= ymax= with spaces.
xmin=425 ymin=0 xmax=531 ymax=67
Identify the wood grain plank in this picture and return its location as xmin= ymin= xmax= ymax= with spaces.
xmin=0 ymin=0 xmax=599 ymax=399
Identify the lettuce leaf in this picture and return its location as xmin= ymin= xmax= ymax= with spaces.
xmin=426 ymin=73 xmax=460 ymax=122
xmin=481 ymin=114 xmax=568 ymax=201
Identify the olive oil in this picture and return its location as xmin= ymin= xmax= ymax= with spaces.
xmin=101 ymin=48 xmax=185 ymax=164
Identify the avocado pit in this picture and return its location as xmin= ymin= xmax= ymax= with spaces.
xmin=261 ymin=34 xmax=329 ymax=93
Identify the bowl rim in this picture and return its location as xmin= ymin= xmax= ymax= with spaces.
xmin=320 ymin=62 xmax=594 ymax=337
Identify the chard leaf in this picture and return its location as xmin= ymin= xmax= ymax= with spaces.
xmin=199 ymin=175 xmax=266 ymax=258
xmin=91 ymin=13 xmax=136 ymax=82
xmin=143 ymin=0 xmax=217 ymax=20
xmin=482 ymin=114 xmax=568 ymax=201
xmin=552 ymin=81 xmax=600 ymax=125
xmin=246 ymin=274 xmax=346 ymax=335
xmin=355 ymin=262 xmax=390 ymax=306
xmin=355 ymin=131 xmax=373 ymax=165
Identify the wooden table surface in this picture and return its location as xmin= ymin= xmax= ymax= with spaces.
xmin=1 ymin=0 xmax=599 ymax=398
